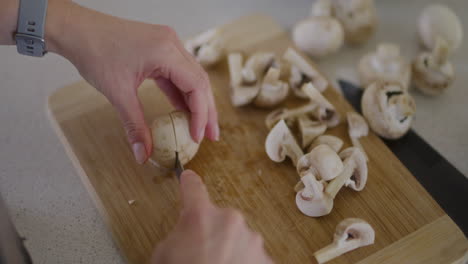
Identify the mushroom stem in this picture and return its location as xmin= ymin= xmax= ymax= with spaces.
xmin=314 ymin=240 xmax=363 ymax=264
xmin=351 ymin=137 xmax=367 ymax=161
xmin=282 ymin=143 xmax=304 ymax=166
xmin=325 ymin=159 xmax=355 ymax=199
xmin=433 ymin=37 xmax=449 ymax=65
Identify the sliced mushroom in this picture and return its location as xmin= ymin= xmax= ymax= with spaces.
xmin=361 ymin=81 xmax=416 ymax=140
xmin=298 ymin=116 xmax=327 ymax=148
xmin=283 ymin=48 xmax=328 ymax=98
xmin=418 ymin=4 xmax=463 ymax=54
xmin=185 ymin=28 xmax=223 ymax=67
xmin=358 ymin=43 xmax=411 ymax=89
xmin=265 ymin=104 xmax=318 ymax=130
xmin=297 ymin=144 xmax=344 ymax=181
xmin=241 ymin=52 xmax=276 ymax=84
xmin=302 ymin=83 xmax=340 ymax=128
xmin=296 ymin=172 xmax=334 ymax=217
xmin=314 ymin=218 xmax=375 ymax=264
xmin=325 ymin=147 xmax=367 ymax=198
xmin=412 ymin=38 xmax=455 ymax=96
xmin=228 ymin=53 xmax=260 ymax=106
xmin=308 ymin=135 xmax=344 ymax=153
xmin=346 ymin=112 xmax=369 ymax=160
xmin=254 ymin=67 xmax=289 ymax=108
xmin=332 ymin=0 xmax=378 ymax=45
xmin=265 ymin=120 xmax=304 ymax=166
xmin=293 ymin=0 xmax=344 ymax=58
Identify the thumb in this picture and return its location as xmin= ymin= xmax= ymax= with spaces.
xmin=113 ymin=92 xmax=152 ymax=164
xmin=180 ymin=170 xmax=211 ymax=211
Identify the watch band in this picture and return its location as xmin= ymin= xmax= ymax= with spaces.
xmin=15 ymin=0 xmax=49 ymax=57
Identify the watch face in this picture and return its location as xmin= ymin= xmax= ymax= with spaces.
xmin=15 ymin=34 xmax=46 ymax=57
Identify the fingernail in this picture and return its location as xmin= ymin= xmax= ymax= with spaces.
xmin=215 ymin=124 xmax=220 ymax=141
xmin=132 ymin=142 xmax=146 ymax=164
xmin=197 ymin=127 xmax=206 ymax=143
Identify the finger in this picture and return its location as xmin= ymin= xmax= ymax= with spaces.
xmin=113 ymin=92 xmax=152 ymax=165
xmin=152 ymin=44 xmax=210 ymax=143
xmin=179 ymin=170 xmax=211 ymax=210
xmin=154 ymin=78 xmax=189 ymax=111
xmin=204 ymin=89 xmax=219 ymax=141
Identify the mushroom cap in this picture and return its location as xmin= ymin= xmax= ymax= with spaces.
xmin=340 ymin=147 xmax=368 ymax=191
xmin=361 ymin=81 xmax=416 ymax=140
xmin=150 ymin=111 xmax=200 ymax=168
xmin=298 ymin=116 xmax=327 ymax=148
xmin=297 ymin=144 xmax=344 ymax=181
xmin=254 ymin=67 xmax=290 ymax=108
xmin=185 ymin=28 xmax=223 ymax=67
xmin=265 ymin=120 xmax=303 ymax=164
xmin=347 ymin=112 xmax=369 ymax=138
xmin=412 ymin=39 xmax=455 ymax=96
xmin=296 ymin=173 xmax=333 ymax=217
xmin=293 ymin=17 xmax=344 ymax=58
xmin=418 ymin=4 xmax=463 ymax=54
xmin=332 ymin=0 xmax=377 ymax=45
xmin=334 ymin=218 xmax=375 ymax=246
xmin=284 ymin=48 xmax=328 ymax=97
xmin=358 ymin=43 xmax=411 ymax=88
xmin=308 ymin=135 xmax=344 ymax=153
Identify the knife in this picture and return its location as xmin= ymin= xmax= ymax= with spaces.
xmin=174 ymin=151 xmax=184 ymax=181
xmin=338 ymin=79 xmax=468 ymax=236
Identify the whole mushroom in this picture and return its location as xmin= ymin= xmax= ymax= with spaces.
xmin=314 ymin=218 xmax=375 ymax=264
xmin=361 ymin=81 xmax=416 ymax=140
xmin=358 ymin=43 xmax=411 ymax=89
xmin=412 ymin=38 xmax=455 ymax=96
xmin=332 ymin=0 xmax=378 ymax=45
xmin=185 ymin=28 xmax=223 ymax=67
xmin=283 ymin=48 xmax=329 ymax=98
xmin=150 ymin=111 xmax=200 ymax=168
xmin=418 ymin=4 xmax=463 ymax=54
xmin=293 ymin=0 xmax=344 ymax=58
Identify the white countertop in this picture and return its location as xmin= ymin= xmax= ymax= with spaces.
xmin=0 ymin=0 xmax=466 ymax=263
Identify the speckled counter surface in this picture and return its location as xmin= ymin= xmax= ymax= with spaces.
xmin=0 ymin=0 xmax=466 ymax=263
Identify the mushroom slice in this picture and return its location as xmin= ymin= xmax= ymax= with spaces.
xmin=228 ymin=53 xmax=260 ymax=107
xmin=325 ymin=147 xmax=367 ymax=198
xmin=332 ymin=0 xmax=378 ymax=45
xmin=314 ymin=218 xmax=375 ymax=264
xmin=265 ymin=120 xmax=304 ymax=166
xmin=254 ymin=67 xmax=290 ymax=108
xmin=358 ymin=43 xmax=411 ymax=89
xmin=346 ymin=112 xmax=369 ymax=160
xmin=298 ymin=116 xmax=327 ymax=149
xmin=297 ymin=144 xmax=344 ymax=181
xmin=361 ymin=81 xmax=416 ymax=140
xmin=308 ymin=135 xmax=344 ymax=153
xmin=412 ymin=38 xmax=455 ymax=96
xmin=302 ymin=83 xmax=340 ymax=128
xmin=295 ymin=172 xmax=333 ymax=217
xmin=265 ymin=104 xmax=318 ymax=130
xmin=418 ymin=4 xmax=463 ymax=54
xmin=185 ymin=28 xmax=223 ymax=67
xmin=241 ymin=52 xmax=276 ymax=84
xmin=283 ymin=47 xmax=328 ymax=98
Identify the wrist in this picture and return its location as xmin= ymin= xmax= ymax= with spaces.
xmin=0 ymin=0 xmax=19 ymax=45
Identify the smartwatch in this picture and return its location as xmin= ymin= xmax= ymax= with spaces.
xmin=15 ymin=0 xmax=49 ymax=57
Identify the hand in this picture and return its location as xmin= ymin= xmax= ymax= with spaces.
xmin=0 ymin=0 xmax=219 ymax=164
xmin=151 ymin=170 xmax=273 ymax=264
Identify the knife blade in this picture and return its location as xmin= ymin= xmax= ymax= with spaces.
xmin=338 ymin=79 xmax=468 ymax=235
xmin=174 ymin=151 xmax=184 ymax=181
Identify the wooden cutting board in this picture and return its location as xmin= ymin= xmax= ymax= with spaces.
xmin=48 ymin=14 xmax=467 ymax=264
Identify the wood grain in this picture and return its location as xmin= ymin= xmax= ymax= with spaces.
xmin=47 ymin=14 xmax=467 ymax=264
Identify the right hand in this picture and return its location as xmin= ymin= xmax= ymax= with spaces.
xmin=151 ymin=170 xmax=273 ymax=264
